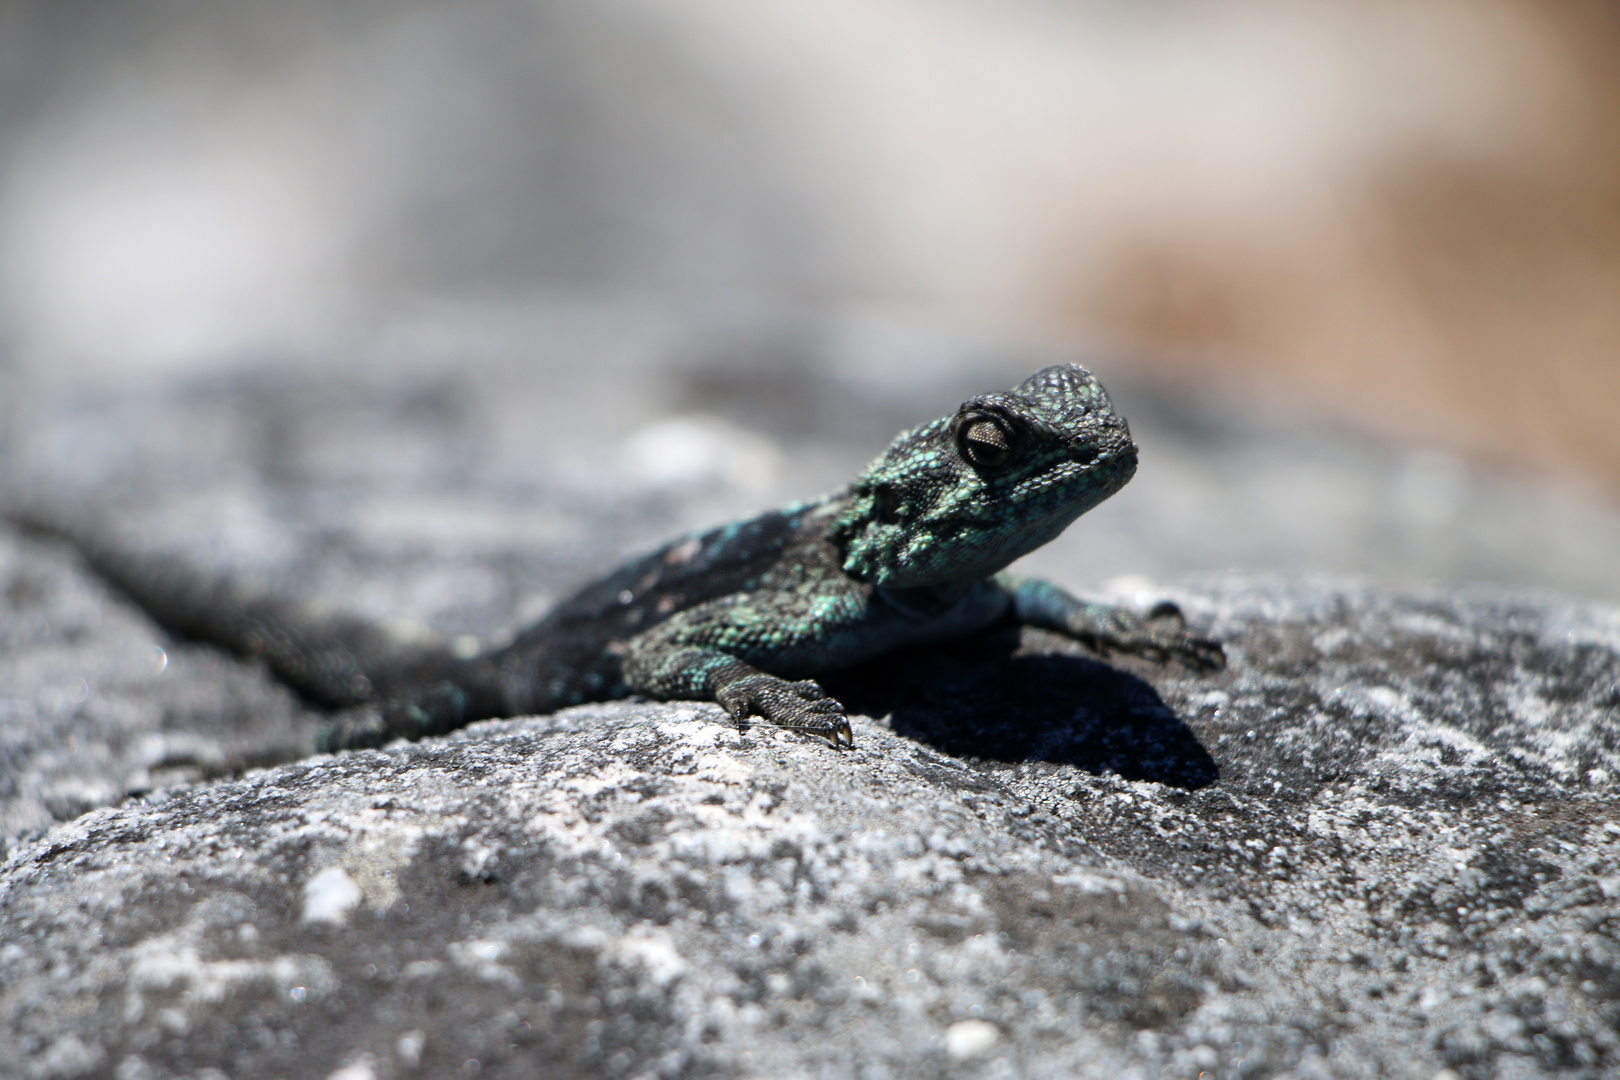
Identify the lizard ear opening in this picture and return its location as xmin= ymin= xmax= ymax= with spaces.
xmin=870 ymin=483 xmax=900 ymax=523
xmin=955 ymin=414 xmax=1017 ymax=469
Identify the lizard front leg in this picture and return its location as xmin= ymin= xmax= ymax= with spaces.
xmin=1000 ymin=574 xmax=1225 ymax=671
xmin=622 ymin=640 xmax=854 ymax=748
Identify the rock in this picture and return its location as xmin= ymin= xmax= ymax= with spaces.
xmin=0 ymin=527 xmax=319 ymax=850
xmin=945 ymin=1019 xmax=1001 ymax=1060
xmin=5 ymin=304 xmax=1620 ymax=1076
xmin=3 ymin=577 xmax=1618 ymax=1079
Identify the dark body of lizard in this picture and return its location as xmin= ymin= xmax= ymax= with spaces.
xmin=39 ymin=365 xmax=1223 ymax=750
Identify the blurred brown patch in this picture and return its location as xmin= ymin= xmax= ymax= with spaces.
xmin=1079 ymin=1 xmax=1620 ymax=493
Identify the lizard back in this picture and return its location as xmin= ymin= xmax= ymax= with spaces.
xmin=421 ymin=501 xmax=838 ymax=715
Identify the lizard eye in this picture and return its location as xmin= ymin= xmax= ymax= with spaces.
xmin=956 ymin=416 xmax=1016 ymax=469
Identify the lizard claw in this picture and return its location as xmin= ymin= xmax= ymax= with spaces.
xmin=812 ymin=710 xmax=855 ymax=749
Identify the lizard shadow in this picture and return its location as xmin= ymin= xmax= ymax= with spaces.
xmin=823 ymin=627 xmax=1219 ymax=790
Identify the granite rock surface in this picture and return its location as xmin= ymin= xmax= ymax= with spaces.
xmin=3 ymin=579 xmax=1620 ymax=1079
xmin=4 ymin=307 xmax=1620 ymax=1079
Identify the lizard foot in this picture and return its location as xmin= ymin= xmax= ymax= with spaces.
xmin=1082 ymin=603 xmax=1226 ymax=673
xmin=715 ymin=674 xmax=854 ymax=749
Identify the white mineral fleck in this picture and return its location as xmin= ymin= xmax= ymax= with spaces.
xmin=301 ymin=867 xmax=363 ymax=926
xmin=944 ymin=1019 xmax=999 ymax=1060
xmin=327 ymin=1057 xmax=377 ymax=1080
xmin=397 ymin=1030 xmax=426 ymax=1067
xmin=618 ymin=929 xmax=688 ymax=987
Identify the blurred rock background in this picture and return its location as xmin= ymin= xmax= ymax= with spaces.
xmin=2 ymin=0 xmax=1619 ymax=598
xmin=7 ymin=10 xmax=1620 ymax=1075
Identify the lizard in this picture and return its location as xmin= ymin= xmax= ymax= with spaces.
xmin=23 ymin=364 xmax=1223 ymax=751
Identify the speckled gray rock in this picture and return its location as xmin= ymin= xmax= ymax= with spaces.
xmin=6 ymin=301 xmax=1620 ymax=853
xmin=6 ymin=305 xmax=1620 ymax=1078
xmin=4 ymin=578 xmax=1619 ymax=1080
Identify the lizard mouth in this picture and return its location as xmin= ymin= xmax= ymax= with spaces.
xmin=1082 ymin=440 xmax=1137 ymax=471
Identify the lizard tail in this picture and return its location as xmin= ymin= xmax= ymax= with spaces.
xmin=5 ymin=506 xmax=494 ymax=722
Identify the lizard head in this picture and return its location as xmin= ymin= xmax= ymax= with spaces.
xmin=832 ymin=364 xmax=1137 ymax=588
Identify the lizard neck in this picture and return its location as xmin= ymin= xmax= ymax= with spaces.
xmin=874 ymin=581 xmax=977 ymax=619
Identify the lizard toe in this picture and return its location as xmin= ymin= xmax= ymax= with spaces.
xmin=1181 ymin=635 xmax=1227 ymax=672
xmin=787 ymin=678 xmax=832 ymax=702
xmin=1091 ymin=619 xmax=1226 ymax=675
xmin=1157 ymin=630 xmax=1226 ymax=672
xmin=778 ymin=704 xmax=853 ymax=749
